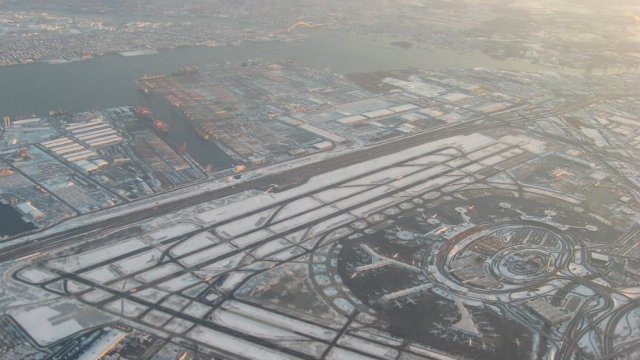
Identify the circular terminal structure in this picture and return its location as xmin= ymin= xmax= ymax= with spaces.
xmin=334 ymin=188 xmax=630 ymax=360
xmin=427 ymin=223 xmax=571 ymax=298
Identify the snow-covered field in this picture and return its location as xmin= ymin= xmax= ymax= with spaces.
xmin=4 ymin=132 xmax=571 ymax=358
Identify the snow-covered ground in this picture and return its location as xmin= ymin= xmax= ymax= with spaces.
xmin=48 ymin=238 xmax=147 ymax=273
xmin=3 ymin=131 xmax=572 ymax=359
xmin=10 ymin=300 xmax=114 ymax=346
xmin=188 ymin=326 xmax=302 ymax=360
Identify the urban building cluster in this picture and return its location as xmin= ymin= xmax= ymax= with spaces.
xmin=2 ymin=1 xmax=639 ymax=69
xmin=0 ymin=107 xmax=204 ymax=234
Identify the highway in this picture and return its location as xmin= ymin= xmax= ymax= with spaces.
xmin=601 ymin=297 xmax=640 ymax=358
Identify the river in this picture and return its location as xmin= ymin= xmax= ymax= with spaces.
xmin=0 ymin=204 xmax=36 ymax=237
xmin=0 ymin=30 xmax=631 ymax=168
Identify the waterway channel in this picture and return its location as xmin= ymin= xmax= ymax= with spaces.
xmin=0 ymin=30 xmax=631 ymax=168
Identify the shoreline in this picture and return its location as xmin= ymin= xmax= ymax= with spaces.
xmin=0 ymin=30 xmax=636 ymax=76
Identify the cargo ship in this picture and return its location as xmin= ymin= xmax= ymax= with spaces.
xmin=139 ymin=74 xmax=166 ymax=81
xmin=172 ymin=67 xmax=199 ymax=76
xmin=153 ymin=120 xmax=169 ymax=134
xmin=196 ymin=129 xmax=210 ymax=141
xmin=138 ymin=83 xmax=151 ymax=95
xmin=48 ymin=108 xmax=69 ymax=117
xmin=134 ymin=106 xmax=152 ymax=120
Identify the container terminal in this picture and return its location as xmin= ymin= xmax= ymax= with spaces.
xmin=138 ymin=61 xmax=532 ymax=175
xmin=0 ymin=107 xmax=205 ymax=232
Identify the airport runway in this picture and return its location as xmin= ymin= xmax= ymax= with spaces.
xmin=0 ymin=115 xmax=526 ymax=263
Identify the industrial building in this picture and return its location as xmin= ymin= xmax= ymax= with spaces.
xmin=525 ymin=298 xmax=572 ymax=326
